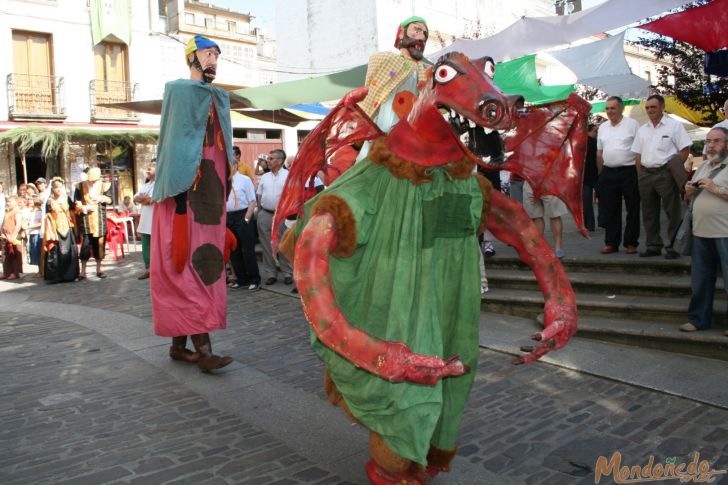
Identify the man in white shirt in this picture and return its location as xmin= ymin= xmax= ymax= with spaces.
xmin=631 ymin=94 xmax=692 ymax=259
xmin=133 ymin=161 xmax=156 ymax=279
xmin=596 ymin=96 xmax=641 ymax=255
xmin=226 ymin=163 xmax=259 ymax=290
xmin=256 ymin=149 xmax=293 ymax=285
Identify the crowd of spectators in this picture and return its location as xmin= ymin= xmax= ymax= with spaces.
xmin=1 ymin=98 xmax=726 ymax=338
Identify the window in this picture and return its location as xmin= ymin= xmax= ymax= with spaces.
xmin=645 ymin=70 xmax=652 ymax=82
xmin=185 ymin=13 xmax=195 ymax=25
xmin=11 ymin=30 xmax=57 ymax=115
xmin=92 ymin=42 xmax=132 ymax=119
xmin=227 ymin=21 xmax=236 ymax=33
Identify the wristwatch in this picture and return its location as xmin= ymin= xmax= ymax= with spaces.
xmin=719 ymin=186 xmax=726 ymax=197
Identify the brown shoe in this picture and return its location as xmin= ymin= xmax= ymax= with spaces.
xmin=679 ymin=323 xmax=698 ymax=332
xmin=265 ymin=277 xmax=277 ymax=285
xmin=137 ymin=271 xmax=150 ymax=280
xmin=625 ymin=245 xmax=638 ymax=254
xmin=600 ymin=245 xmax=618 ymax=254
xmin=169 ymin=346 xmax=201 ymax=363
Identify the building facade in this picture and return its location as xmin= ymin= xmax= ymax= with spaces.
xmin=0 ymin=0 xmax=288 ymax=201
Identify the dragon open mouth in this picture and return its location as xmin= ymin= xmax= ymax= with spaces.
xmin=437 ymin=103 xmax=520 ymax=167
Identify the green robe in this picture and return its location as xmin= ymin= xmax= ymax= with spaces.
xmin=300 ymin=156 xmax=483 ymax=464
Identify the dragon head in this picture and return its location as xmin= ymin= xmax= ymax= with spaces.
xmin=388 ymin=52 xmax=524 ymax=167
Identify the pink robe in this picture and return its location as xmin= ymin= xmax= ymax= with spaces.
xmin=151 ymin=105 xmax=230 ymax=337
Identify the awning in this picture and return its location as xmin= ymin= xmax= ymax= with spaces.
xmin=429 ymin=0 xmax=693 ymax=62
xmin=639 ymin=0 xmax=728 ymax=52
xmin=0 ymin=125 xmax=159 ymax=156
xmin=549 ymin=31 xmax=650 ymax=98
xmin=231 ymin=64 xmax=368 ymax=110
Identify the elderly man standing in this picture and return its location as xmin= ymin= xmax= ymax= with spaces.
xmin=631 ymin=94 xmax=692 ymax=259
xmin=597 ymin=96 xmax=641 ymax=254
xmin=257 ymin=148 xmax=292 ymax=286
xmin=680 ymin=127 xmax=728 ymax=333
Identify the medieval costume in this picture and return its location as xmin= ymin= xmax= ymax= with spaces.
xmin=43 ymin=184 xmax=79 ymax=283
xmin=356 ymin=16 xmax=429 ymax=162
xmin=277 ymin=47 xmax=586 ymax=483
xmin=150 ymin=35 xmax=234 ymax=371
xmin=1 ymin=198 xmax=23 ymax=280
xmin=74 ymin=167 xmax=112 ymax=278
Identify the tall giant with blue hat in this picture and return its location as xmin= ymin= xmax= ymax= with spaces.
xmin=149 ymin=33 xmax=236 ymax=371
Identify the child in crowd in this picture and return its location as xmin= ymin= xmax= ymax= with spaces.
xmin=1 ymin=196 xmax=24 ymax=280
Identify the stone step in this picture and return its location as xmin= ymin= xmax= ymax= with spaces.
xmin=574 ymin=315 xmax=728 ymax=362
xmin=480 ymin=311 xmax=728 ymax=365
xmin=485 ymin=255 xmax=692 ymax=276
xmin=486 ymin=269 xmax=725 ymax=298
xmin=481 ymin=288 xmax=725 ymax=326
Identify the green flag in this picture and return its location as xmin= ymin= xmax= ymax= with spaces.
xmin=90 ymin=0 xmax=131 ymax=46
xmin=494 ymin=55 xmax=574 ymax=105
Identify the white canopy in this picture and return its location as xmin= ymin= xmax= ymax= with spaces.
xmin=429 ymin=0 xmax=692 ymax=62
xmin=549 ymin=31 xmax=650 ymax=98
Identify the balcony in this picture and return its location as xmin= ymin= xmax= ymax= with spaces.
xmin=7 ymin=73 xmax=66 ymax=121
xmin=89 ymin=79 xmax=140 ymax=123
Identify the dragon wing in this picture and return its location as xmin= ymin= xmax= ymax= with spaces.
xmin=272 ymin=87 xmax=383 ymax=253
xmin=502 ymin=93 xmax=591 ymax=237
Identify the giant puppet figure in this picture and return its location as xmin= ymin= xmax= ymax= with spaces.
xmin=150 ymin=35 xmax=235 ymax=372
xmin=273 ymin=33 xmax=590 ymax=485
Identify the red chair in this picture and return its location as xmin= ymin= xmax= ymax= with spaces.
xmin=105 ymin=218 xmax=126 ymax=261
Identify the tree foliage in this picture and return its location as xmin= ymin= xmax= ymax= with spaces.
xmin=635 ymin=0 xmax=727 ymax=126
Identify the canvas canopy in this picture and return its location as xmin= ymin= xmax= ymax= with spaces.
xmin=429 ymin=0 xmax=692 ymax=63
xmin=549 ymin=31 xmax=650 ymax=99
xmin=639 ymin=0 xmax=728 ymax=52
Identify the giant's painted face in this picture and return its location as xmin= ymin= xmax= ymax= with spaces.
xmin=398 ymin=22 xmax=428 ymax=60
xmin=190 ymin=46 xmax=220 ymax=83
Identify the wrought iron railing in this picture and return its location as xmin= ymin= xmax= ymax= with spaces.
xmin=7 ymin=73 xmax=66 ymax=119
xmin=89 ymin=79 xmax=140 ymax=122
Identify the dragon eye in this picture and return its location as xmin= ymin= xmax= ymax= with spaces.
xmin=484 ymin=60 xmax=495 ymax=78
xmin=434 ymin=65 xmax=458 ymax=84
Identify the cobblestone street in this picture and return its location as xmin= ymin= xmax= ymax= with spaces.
xmin=1 ymin=254 xmax=727 ymax=484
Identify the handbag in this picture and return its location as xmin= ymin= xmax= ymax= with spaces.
xmin=672 ymin=209 xmax=692 ymax=256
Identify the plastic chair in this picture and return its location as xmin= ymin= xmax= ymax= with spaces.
xmin=105 ymin=218 xmax=126 ymax=261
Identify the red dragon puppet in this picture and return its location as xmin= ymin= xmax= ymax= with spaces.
xmin=274 ymin=52 xmax=590 ymax=485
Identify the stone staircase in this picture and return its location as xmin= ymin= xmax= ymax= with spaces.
xmin=482 ymin=256 xmax=728 ymax=361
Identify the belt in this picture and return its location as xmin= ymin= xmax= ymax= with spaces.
xmin=227 ymin=209 xmax=245 ymax=215
xmin=642 ymin=165 xmax=667 ymax=173
xmin=261 ymin=208 xmax=275 ymax=214
xmin=603 ymin=165 xmax=635 ymax=170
